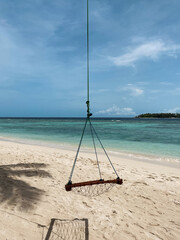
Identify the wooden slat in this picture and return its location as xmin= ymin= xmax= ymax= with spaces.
xmin=65 ymin=178 xmax=123 ymax=191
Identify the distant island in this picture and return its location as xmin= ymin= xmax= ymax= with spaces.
xmin=136 ymin=113 xmax=180 ymax=118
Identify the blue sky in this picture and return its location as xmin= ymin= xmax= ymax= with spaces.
xmin=0 ymin=0 xmax=180 ymax=117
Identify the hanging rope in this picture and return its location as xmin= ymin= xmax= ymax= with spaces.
xmin=68 ymin=118 xmax=88 ymax=184
xmin=89 ymin=120 xmax=102 ymax=180
xmin=89 ymin=120 xmax=120 ymax=179
xmin=86 ymin=0 xmax=90 ymax=117
xmin=67 ymin=118 xmax=120 ymax=185
xmin=65 ymin=0 xmax=122 ymax=192
xmin=87 ymin=0 xmax=89 ymax=105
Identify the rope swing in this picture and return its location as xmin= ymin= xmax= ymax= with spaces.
xmin=65 ymin=0 xmax=123 ymax=194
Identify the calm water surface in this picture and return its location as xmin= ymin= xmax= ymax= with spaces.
xmin=0 ymin=118 xmax=180 ymax=159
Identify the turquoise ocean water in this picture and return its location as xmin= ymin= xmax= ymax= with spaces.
xmin=0 ymin=118 xmax=180 ymax=161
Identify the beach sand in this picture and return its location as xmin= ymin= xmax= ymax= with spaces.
xmin=0 ymin=140 xmax=179 ymax=240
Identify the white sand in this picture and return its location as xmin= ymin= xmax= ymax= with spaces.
xmin=0 ymin=140 xmax=179 ymax=240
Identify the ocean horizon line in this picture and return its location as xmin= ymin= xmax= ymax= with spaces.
xmin=0 ymin=117 xmax=135 ymax=119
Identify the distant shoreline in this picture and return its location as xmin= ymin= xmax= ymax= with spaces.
xmin=137 ymin=117 xmax=180 ymax=119
xmin=136 ymin=113 xmax=180 ymax=118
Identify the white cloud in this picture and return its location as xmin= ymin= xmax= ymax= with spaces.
xmin=167 ymin=107 xmax=180 ymax=113
xmin=109 ymin=39 xmax=180 ymax=67
xmin=121 ymin=84 xmax=144 ymax=96
xmin=131 ymin=87 xmax=144 ymax=96
xmin=97 ymin=105 xmax=136 ymax=116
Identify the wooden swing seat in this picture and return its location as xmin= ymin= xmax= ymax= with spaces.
xmin=65 ymin=178 xmax=123 ymax=191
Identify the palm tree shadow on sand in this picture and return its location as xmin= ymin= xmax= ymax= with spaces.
xmin=0 ymin=163 xmax=52 ymax=210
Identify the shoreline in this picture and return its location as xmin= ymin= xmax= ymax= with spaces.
xmin=0 ymin=134 xmax=179 ymax=169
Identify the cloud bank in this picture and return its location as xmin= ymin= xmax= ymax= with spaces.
xmin=167 ymin=107 xmax=180 ymax=113
xmin=97 ymin=105 xmax=136 ymax=116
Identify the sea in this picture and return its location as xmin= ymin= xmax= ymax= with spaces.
xmin=0 ymin=118 xmax=180 ymax=165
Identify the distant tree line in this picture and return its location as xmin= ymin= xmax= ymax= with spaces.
xmin=136 ymin=113 xmax=180 ymax=118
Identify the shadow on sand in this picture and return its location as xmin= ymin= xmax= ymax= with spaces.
xmin=0 ymin=163 xmax=52 ymax=210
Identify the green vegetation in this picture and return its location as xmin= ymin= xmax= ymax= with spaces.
xmin=136 ymin=113 xmax=180 ymax=118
